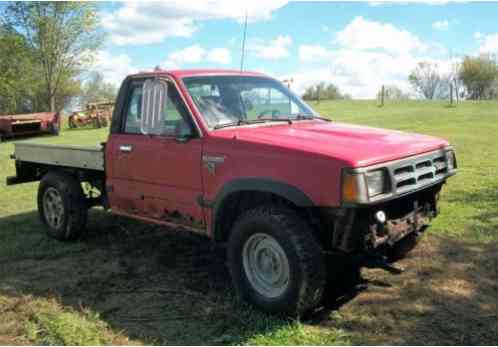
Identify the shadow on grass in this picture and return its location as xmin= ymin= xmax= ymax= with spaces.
xmin=305 ymin=184 xmax=498 ymax=345
xmin=0 ymin=195 xmax=497 ymax=344
xmin=1 ymin=209 xmax=350 ymax=345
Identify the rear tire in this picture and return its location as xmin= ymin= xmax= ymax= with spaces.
xmin=227 ymin=205 xmax=326 ymax=316
xmin=37 ymin=171 xmax=88 ymax=241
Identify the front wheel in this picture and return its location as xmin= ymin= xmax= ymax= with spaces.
xmin=227 ymin=205 xmax=326 ymax=316
xmin=37 ymin=171 xmax=88 ymax=241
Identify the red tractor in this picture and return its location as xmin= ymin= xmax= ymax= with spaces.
xmin=68 ymin=102 xmax=114 ymax=129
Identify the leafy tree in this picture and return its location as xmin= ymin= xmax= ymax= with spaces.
xmin=3 ymin=2 xmax=102 ymax=111
xmin=302 ymin=82 xmax=348 ymax=101
xmin=459 ymin=55 xmax=497 ymax=100
xmin=80 ymin=72 xmax=117 ymax=106
xmin=0 ymin=25 xmax=38 ymax=114
xmin=408 ymin=61 xmax=441 ymax=100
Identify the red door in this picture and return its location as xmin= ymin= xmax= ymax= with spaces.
xmin=106 ymin=78 xmax=205 ymax=229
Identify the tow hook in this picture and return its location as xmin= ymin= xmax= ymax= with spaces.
xmin=362 ymin=253 xmax=404 ymax=275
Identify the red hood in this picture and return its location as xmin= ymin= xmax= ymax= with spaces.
xmin=211 ymin=120 xmax=449 ymax=167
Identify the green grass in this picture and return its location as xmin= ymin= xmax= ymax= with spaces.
xmin=0 ymin=100 xmax=497 ymax=345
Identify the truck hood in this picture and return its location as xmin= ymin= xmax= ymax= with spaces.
xmin=212 ymin=120 xmax=449 ymax=167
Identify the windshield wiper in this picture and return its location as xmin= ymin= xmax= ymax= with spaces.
xmin=255 ymin=117 xmax=293 ymax=125
xmin=213 ymin=119 xmax=251 ymax=129
xmin=214 ymin=118 xmax=293 ymax=129
xmin=295 ymin=113 xmax=331 ymax=122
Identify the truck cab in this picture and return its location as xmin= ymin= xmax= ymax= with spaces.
xmin=7 ymin=69 xmax=457 ymax=316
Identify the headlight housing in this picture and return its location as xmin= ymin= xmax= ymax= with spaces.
xmin=366 ymin=170 xmax=388 ymax=197
xmin=445 ymin=149 xmax=457 ymax=171
xmin=342 ymin=169 xmax=390 ymax=204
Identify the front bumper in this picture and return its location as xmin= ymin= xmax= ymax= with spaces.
xmin=366 ymin=203 xmax=433 ymax=249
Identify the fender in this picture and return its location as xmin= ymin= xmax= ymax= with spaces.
xmin=208 ymin=178 xmax=315 ymax=241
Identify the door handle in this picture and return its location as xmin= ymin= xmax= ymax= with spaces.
xmin=119 ymin=144 xmax=133 ymax=153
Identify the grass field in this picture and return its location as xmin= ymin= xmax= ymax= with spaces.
xmin=0 ymin=100 xmax=497 ymax=345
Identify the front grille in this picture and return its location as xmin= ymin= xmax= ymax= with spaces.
xmin=391 ymin=152 xmax=447 ymax=193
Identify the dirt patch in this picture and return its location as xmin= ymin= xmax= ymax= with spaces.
xmin=1 ymin=209 xmax=497 ymax=345
xmin=309 ymin=234 xmax=498 ymax=345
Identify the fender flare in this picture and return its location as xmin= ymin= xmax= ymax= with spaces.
xmin=209 ymin=178 xmax=315 ymax=241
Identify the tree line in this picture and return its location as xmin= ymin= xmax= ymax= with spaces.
xmin=302 ymin=82 xmax=351 ymax=102
xmin=409 ymin=55 xmax=498 ymax=101
xmin=301 ymin=55 xmax=498 ymax=102
xmin=0 ymin=2 xmax=116 ymax=116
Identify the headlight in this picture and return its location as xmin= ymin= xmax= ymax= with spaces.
xmin=366 ymin=170 xmax=387 ymax=197
xmin=445 ymin=150 xmax=457 ymax=171
xmin=342 ymin=169 xmax=389 ymax=204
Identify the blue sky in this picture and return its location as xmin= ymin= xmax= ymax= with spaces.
xmin=94 ymin=1 xmax=498 ymax=98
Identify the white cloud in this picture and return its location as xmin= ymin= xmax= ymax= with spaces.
xmin=248 ymin=35 xmax=293 ymax=60
xmin=479 ymin=33 xmax=498 ymax=54
xmin=162 ymin=45 xmax=232 ymax=68
xmin=285 ymin=17 xmax=456 ymax=99
xmin=336 ymin=16 xmax=427 ymax=54
xmin=91 ymin=50 xmax=137 ymax=86
xmin=433 ymin=20 xmax=449 ymax=31
xmin=299 ymin=45 xmax=332 ymax=62
xmin=101 ymin=1 xmax=288 ymax=45
xmin=168 ymin=45 xmax=207 ymax=65
xmin=474 ymin=32 xmax=483 ymax=40
xmin=207 ymin=48 xmax=232 ymax=64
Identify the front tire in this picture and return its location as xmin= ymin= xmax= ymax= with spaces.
xmin=37 ymin=171 xmax=88 ymax=241
xmin=227 ymin=205 xmax=326 ymax=316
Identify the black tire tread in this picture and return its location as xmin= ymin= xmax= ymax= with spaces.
xmin=228 ymin=205 xmax=326 ymax=316
xmin=37 ymin=171 xmax=87 ymax=241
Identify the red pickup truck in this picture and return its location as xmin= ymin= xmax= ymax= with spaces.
xmin=7 ymin=69 xmax=457 ymax=315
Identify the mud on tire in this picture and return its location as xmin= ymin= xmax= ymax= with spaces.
xmin=227 ymin=205 xmax=326 ymax=316
xmin=37 ymin=171 xmax=88 ymax=241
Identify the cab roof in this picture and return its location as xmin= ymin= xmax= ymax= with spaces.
xmin=129 ymin=68 xmax=268 ymax=79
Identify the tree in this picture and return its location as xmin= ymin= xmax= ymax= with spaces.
xmin=0 ymin=25 xmax=38 ymax=114
xmin=302 ymin=82 xmax=348 ymax=101
xmin=80 ymin=72 xmax=117 ymax=106
xmin=377 ymin=85 xmax=410 ymax=101
xmin=3 ymin=2 xmax=102 ymax=111
xmin=459 ymin=55 xmax=497 ymax=100
xmin=408 ymin=61 xmax=441 ymax=100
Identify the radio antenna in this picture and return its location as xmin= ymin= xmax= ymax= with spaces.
xmin=240 ymin=10 xmax=248 ymax=71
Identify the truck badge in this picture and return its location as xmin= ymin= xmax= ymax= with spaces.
xmin=202 ymin=155 xmax=225 ymax=174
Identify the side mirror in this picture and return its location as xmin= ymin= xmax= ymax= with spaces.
xmin=141 ymin=79 xmax=168 ymax=135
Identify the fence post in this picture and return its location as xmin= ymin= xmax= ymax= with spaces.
xmin=450 ymin=83 xmax=454 ymax=105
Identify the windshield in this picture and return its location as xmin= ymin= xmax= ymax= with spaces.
xmin=182 ymin=75 xmax=317 ymax=129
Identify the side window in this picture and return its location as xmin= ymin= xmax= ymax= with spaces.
xmin=161 ymin=86 xmax=194 ymax=137
xmin=123 ymin=80 xmax=195 ymax=138
xmin=124 ymin=85 xmax=143 ymax=134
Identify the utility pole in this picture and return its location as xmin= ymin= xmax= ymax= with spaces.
xmin=380 ymin=85 xmax=385 ymax=107
xmin=240 ymin=10 xmax=248 ymax=72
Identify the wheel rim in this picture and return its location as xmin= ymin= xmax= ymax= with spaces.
xmin=43 ymin=187 xmax=64 ymax=229
xmin=242 ymin=233 xmax=290 ymax=298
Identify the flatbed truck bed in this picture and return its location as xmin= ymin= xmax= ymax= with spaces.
xmin=7 ymin=142 xmax=104 ymax=186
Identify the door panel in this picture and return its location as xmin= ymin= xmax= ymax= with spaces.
xmin=107 ymin=77 xmax=205 ymax=229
